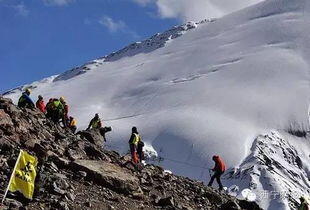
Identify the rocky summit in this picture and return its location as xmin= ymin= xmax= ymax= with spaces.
xmin=0 ymin=96 xmax=261 ymax=210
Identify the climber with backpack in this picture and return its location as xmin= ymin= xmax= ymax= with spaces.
xmin=46 ymin=98 xmax=64 ymax=124
xmin=18 ymin=89 xmax=35 ymax=109
xmin=299 ymin=196 xmax=309 ymax=210
xmin=208 ymin=155 xmax=226 ymax=191
xmin=128 ymin=127 xmax=141 ymax=164
xmin=68 ymin=116 xmax=77 ymax=133
xmin=86 ymin=114 xmax=112 ymax=142
xmin=45 ymin=98 xmax=54 ymax=119
xmin=60 ymin=96 xmax=69 ymax=127
xmin=54 ymin=98 xmax=65 ymax=124
xmin=36 ymin=95 xmax=46 ymax=113
xmin=87 ymin=113 xmax=102 ymax=130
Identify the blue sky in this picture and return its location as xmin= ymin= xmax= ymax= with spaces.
xmin=0 ymin=0 xmax=262 ymax=92
xmin=0 ymin=0 xmax=179 ymax=92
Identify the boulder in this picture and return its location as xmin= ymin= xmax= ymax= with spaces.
xmin=156 ymin=196 xmax=175 ymax=207
xmin=70 ymin=160 xmax=140 ymax=195
xmin=78 ymin=130 xmax=104 ymax=146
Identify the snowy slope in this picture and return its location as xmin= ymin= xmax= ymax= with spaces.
xmin=225 ymin=131 xmax=310 ymax=209
xmin=4 ymin=0 xmax=310 ymax=209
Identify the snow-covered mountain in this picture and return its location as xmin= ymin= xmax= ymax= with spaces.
xmin=3 ymin=0 xmax=310 ymax=209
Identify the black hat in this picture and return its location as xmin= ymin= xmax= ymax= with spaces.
xmin=132 ymin=126 xmax=138 ymax=133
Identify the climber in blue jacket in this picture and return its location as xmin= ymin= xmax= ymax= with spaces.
xmin=18 ymin=89 xmax=35 ymax=108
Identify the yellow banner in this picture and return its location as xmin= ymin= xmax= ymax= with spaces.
xmin=8 ymin=150 xmax=38 ymax=199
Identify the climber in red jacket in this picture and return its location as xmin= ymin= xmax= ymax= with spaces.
xmin=208 ymin=155 xmax=226 ymax=191
xmin=36 ymin=95 xmax=46 ymax=113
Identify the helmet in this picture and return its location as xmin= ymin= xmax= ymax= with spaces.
xmin=60 ymin=96 xmax=65 ymax=102
xmin=38 ymin=95 xmax=43 ymax=100
xmin=25 ymin=88 xmax=31 ymax=95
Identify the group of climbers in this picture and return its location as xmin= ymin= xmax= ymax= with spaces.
xmin=14 ymin=89 xmax=255 ymax=195
xmin=17 ymin=89 xmax=224 ymax=191
xmin=17 ymin=89 xmax=310 ymax=207
xmin=18 ymin=89 xmax=77 ymax=133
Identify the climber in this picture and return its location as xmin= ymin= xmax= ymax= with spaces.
xmin=60 ymin=96 xmax=69 ymax=127
xmin=52 ymin=98 xmax=64 ymax=124
xmin=208 ymin=155 xmax=226 ymax=191
xmin=137 ymin=139 xmax=145 ymax=162
xmin=46 ymin=98 xmax=64 ymax=124
xmin=87 ymin=113 xmax=102 ymax=130
xmin=45 ymin=98 xmax=54 ymax=119
xmin=128 ymin=126 xmax=141 ymax=164
xmin=36 ymin=95 xmax=46 ymax=113
xmin=68 ymin=116 xmax=77 ymax=133
xmin=299 ymin=196 xmax=309 ymax=210
xmin=18 ymin=89 xmax=35 ymax=109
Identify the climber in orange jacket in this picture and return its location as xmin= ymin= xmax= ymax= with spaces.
xmin=208 ymin=155 xmax=226 ymax=191
xmin=36 ymin=95 xmax=46 ymax=113
xmin=68 ymin=116 xmax=77 ymax=133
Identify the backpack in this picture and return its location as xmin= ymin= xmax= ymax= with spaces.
xmin=138 ymin=140 xmax=144 ymax=147
xmin=52 ymin=99 xmax=64 ymax=113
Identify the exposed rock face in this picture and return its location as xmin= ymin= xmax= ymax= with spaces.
xmin=71 ymin=160 xmax=140 ymax=195
xmin=0 ymin=96 xmax=262 ymax=209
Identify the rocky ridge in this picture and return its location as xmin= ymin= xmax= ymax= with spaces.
xmin=0 ymin=96 xmax=261 ymax=210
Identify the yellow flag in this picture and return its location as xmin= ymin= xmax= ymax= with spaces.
xmin=8 ymin=150 xmax=38 ymax=199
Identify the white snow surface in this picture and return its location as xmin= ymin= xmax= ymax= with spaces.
xmin=4 ymin=0 xmax=310 ymax=209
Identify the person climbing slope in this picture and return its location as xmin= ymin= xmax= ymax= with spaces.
xmin=36 ymin=95 xmax=46 ymax=113
xmin=128 ymin=127 xmax=141 ymax=164
xmin=68 ymin=116 xmax=77 ymax=133
xmin=60 ymin=96 xmax=69 ymax=127
xmin=45 ymin=98 xmax=54 ymax=119
xmin=208 ymin=155 xmax=226 ymax=191
xmin=87 ymin=113 xmax=102 ymax=130
xmin=18 ymin=89 xmax=35 ymax=109
xmin=46 ymin=98 xmax=64 ymax=124
xmin=53 ymin=98 xmax=64 ymax=124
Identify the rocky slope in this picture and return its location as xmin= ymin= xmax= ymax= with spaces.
xmin=0 ymin=96 xmax=261 ymax=210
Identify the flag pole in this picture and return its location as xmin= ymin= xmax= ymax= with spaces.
xmin=1 ymin=150 xmax=22 ymax=204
